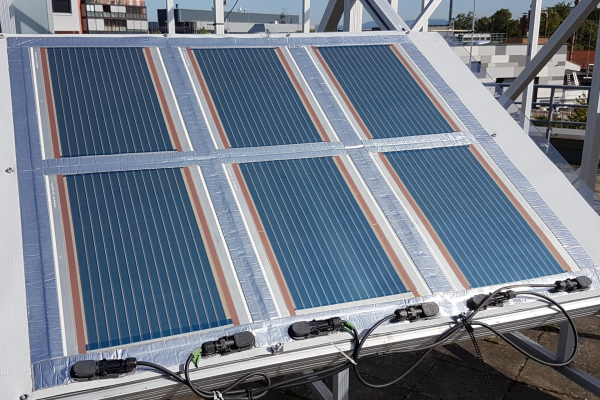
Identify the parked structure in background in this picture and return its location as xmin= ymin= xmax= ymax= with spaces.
xmin=455 ymin=32 xmax=507 ymax=45
xmin=453 ymin=43 xmax=580 ymax=101
xmin=567 ymin=50 xmax=596 ymax=85
xmin=155 ymin=7 xmax=304 ymax=34
xmin=0 ymin=0 xmax=147 ymax=34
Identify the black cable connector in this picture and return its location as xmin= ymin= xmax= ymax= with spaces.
xmin=394 ymin=302 xmax=439 ymax=322
xmin=466 ymin=291 xmax=517 ymax=311
xmin=554 ymin=276 xmax=592 ymax=292
xmin=202 ymin=331 xmax=256 ymax=356
xmin=288 ymin=317 xmax=346 ymax=340
xmin=70 ymin=358 xmax=137 ymax=381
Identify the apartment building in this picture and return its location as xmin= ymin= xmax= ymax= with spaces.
xmin=50 ymin=0 xmax=148 ymax=34
xmin=81 ymin=0 xmax=148 ymax=33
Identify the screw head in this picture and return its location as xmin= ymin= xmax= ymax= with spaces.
xmin=5 ymin=167 xmax=14 ymax=173
xmin=20 ymin=394 xmax=29 ymax=400
xmin=491 ymin=133 xmax=497 ymax=137
xmin=270 ymin=342 xmax=284 ymax=354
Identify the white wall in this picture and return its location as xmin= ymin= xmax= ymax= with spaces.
xmin=12 ymin=0 xmax=51 ymax=33
xmin=53 ymin=0 xmax=80 ymax=32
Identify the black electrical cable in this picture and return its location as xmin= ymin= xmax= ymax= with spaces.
xmin=136 ymin=360 xmax=187 ymax=384
xmin=459 ymin=314 xmax=496 ymax=400
xmin=224 ymin=0 xmax=240 ymax=22
xmin=180 ymin=328 xmax=361 ymax=399
xmin=469 ymin=291 xmax=579 ymax=367
xmin=352 ymin=320 xmax=465 ymax=388
xmin=351 ymin=282 xmax=572 ymax=389
xmin=132 ymin=282 xmax=579 ymax=399
xmin=228 ymin=328 xmax=361 ymax=396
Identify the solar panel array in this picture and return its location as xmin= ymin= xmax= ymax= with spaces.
xmin=12 ymin=38 xmax=577 ymax=367
xmin=191 ymin=48 xmax=327 ymax=147
xmin=64 ymin=169 xmax=231 ymax=351
xmin=316 ymin=45 xmax=455 ymax=138
xmin=382 ymin=146 xmax=566 ymax=288
xmin=43 ymin=47 xmax=178 ymax=157
xmin=236 ymin=157 xmax=409 ymax=312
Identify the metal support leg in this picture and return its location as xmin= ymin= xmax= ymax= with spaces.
xmin=504 ymin=324 xmax=600 ymax=397
xmin=579 ymin=13 xmax=600 ymax=198
xmin=520 ymin=0 xmax=542 ymax=130
xmin=166 ymin=0 xmax=175 ymax=35
xmin=556 ymin=321 xmax=577 ymax=363
xmin=389 ymin=0 xmax=398 ymax=13
xmin=411 ymin=0 xmax=443 ymax=33
xmin=318 ymin=0 xmax=344 ymax=32
xmin=420 ymin=0 xmax=431 ymax=32
xmin=343 ymin=0 xmax=363 ymax=32
xmin=304 ymin=370 xmax=333 ymax=400
xmin=302 ymin=0 xmax=311 ymax=33
xmin=303 ymin=369 xmax=349 ymax=400
xmin=214 ymin=0 xmax=224 ymax=34
xmin=333 ymin=369 xmax=350 ymax=400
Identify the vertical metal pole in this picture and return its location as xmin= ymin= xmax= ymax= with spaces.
xmin=343 ymin=0 xmax=363 ymax=32
xmin=420 ymin=0 xmax=431 ymax=32
xmin=0 ymin=0 xmax=16 ymax=34
xmin=448 ymin=0 xmax=454 ymax=26
xmin=166 ymin=0 xmax=175 ymax=35
xmin=214 ymin=0 xmax=224 ymax=34
xmin=389 ymin=0 xmax=398 ymax=13
xmin=520 ymin=0 xmax=543 ymax=130
xmin=302 ymin=0 xmax=310 ymax=33
xmin=580 ymin=13 xmax=600 ymax=197
xmin=468 ymin=0 xmax=476 ymax=67
xmin=332 ymin=369 xmax=349 ymax=400
xmin=547 ymin=87 xmax=555 ymax=140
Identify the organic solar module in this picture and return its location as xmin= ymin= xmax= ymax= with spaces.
xmin=60 ymin=168 xmax=234 ymax=351
xmin=41 ymin=47 xmax=181 ymax=157
xmin=234 ymin=157 xmax=415 ymax=314
xmin=381 ymin=145 xmax=568 ymax=288
xmin=315 ymin=45 xmax=458 ymax=138
xmin=4 ymin=33 xmax=598 ymax=397
xmin=189 ymin=47 xmax=331 ymax=148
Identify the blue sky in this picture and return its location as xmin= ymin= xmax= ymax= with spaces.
xmin=144 ymin=0 xmax=574 ymax=23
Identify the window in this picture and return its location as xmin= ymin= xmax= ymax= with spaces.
xmin=52 ymin=0 xmax=71 ymax=13
xmin=105 ymin=19 xmax=126 ymax=32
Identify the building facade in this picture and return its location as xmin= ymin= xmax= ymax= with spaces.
xmin=156 ymin=7 xmax=302 ymax=34
xmin=53 ymin=0 xmax=81 ymax=33
xmin=452 ymin=44 xmax=575 ymax=100
xmin=81 ymin=0 xmax=148 ymax=33
xmin=49 ymin=0 xmax=148 ymax=34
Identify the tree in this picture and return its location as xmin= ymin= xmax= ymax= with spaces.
xmin=453 ymin=12 xmax=473 ymax=31
xmin=475 ymin=16 xmax=492 ymax=33
xmin=487 ymin=9 xmax=521 ymax=37
xmin=575 ymin=19 xmax=598 ymax=51
xmin=541 ymin=2 xmax=572 ymax=38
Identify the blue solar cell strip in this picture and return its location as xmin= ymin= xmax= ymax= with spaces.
xmin=192 ymin=48 xmax=323 ymax=148
xmin=238 ymin=157 xmax=407 ymax=310
xmin=384 ymin=146 xmax=565 ymax=287
xmin=65 ymin=169 xmax=231 ymax=351
xmin=46 ymin=47 xmax=175 ymax=157
xmin=317 ymin=45 xmax=453 ymax=138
